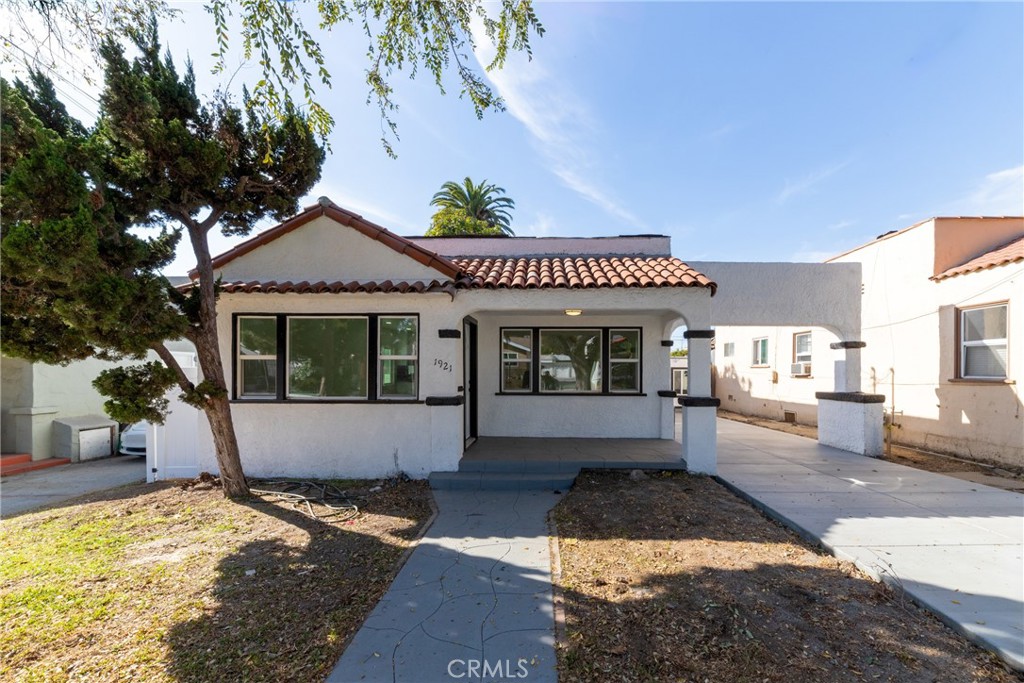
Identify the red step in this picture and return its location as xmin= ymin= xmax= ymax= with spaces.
xmin=0 ymin=457 xmax=71 ymax=477
xmin=1 ymin=453 xmax=31 ymax=467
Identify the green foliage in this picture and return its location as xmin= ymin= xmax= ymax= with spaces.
xmin=425 ymin=207 xmax=504 ymax=237
xmin=92 ymin=362 xmax=178 ymax=424
xmin=0 ymin=26 xmax=324 ymax=429
xmin=10 ymin=0 xmax=545 ymax=152
xmin=429 ymin=177 xmax=515 ymax=235
xmin=671 ymin=348 xmax=688 ymax=357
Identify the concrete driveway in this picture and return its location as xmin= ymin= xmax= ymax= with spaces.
xmin=715 ymin=418 xmax=1024 ymax=671
xmin=1 ymin=456 xmax=146 ymax=518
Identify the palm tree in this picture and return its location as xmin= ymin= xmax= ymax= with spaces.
xmin=430 ymin=177 xmax=515 ymax=235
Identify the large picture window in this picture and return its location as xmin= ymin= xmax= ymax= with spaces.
xmin=960 ymin=304 xmax=1008 ymax=379
xmin=499 ymin=327 xmax=643 ymax=395
xmin=540 ymin=329 xmax=602 ymax=392
xmin=235 ymin=314 xmax=418 ymax=401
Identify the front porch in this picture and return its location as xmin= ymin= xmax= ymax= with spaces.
xmin=429 ymin=436 xmax=686 ymax=490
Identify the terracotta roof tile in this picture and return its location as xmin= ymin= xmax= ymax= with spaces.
xmin=218 ymin=280 xmax=457 ymax=295
xmin=932 ymin=235 xmax=1024 ymax=281
xmin=451 ymin=256 xmax=716 ymax=294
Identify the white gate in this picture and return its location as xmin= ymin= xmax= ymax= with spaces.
xmin=146 ymin=351 xmax=202 ymax=482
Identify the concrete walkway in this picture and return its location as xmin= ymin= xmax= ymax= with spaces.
xmin=716 ymin=419 xmax=1024 ymax=671
xmin=1 ymin=456 xmax=146 ymax=518
xmin=330 ymin=490 xmax=559 ymax=683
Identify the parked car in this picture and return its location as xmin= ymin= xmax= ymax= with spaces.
xmin=119 ymin=422 xmax=148 ymax=457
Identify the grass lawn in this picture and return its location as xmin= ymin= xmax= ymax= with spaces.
xmin=553 ymin=470 xmax=1016 ymax=683
xmin=1 ymin=478 xmax=432 ymax=682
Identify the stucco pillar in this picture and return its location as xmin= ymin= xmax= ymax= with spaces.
xmin=831 ymin=340 xmax=866 ymax=392
xmin=679 ymin=330 xmax=717 ymax=474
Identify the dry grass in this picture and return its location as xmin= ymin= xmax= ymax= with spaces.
xmin=1 ymin=478 xmax=432 ymax=682
xmin=554 ymin=470 xmax=1017 ymax=683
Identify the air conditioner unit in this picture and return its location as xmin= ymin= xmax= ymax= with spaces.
xmin=790 ymin=362 xmax=811 ymax=377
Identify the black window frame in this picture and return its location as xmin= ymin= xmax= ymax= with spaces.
xmin=497 ymin=326 xmax=645 ymax=396
xmin=232 ymin=312 xmax=421 ymax=403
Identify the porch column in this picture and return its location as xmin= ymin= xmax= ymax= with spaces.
xmin=816 ymin=340 xmax=885 ymax=456
xmin=680 ymin=329 xmax=718 ymax=474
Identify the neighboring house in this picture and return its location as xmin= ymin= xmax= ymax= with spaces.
xmin=185 ymin=197 xmax=722 ymax=479
xmin=713 ymin=217 xmax=1024 ymax=467
xmin=671 ymin=355 xmax=688 ymax=396
xmin=1 ymin=355 xmax=121 ymax=462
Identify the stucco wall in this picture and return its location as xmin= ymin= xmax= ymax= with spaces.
xmin=714 ymin=219 xmax=1024 ymax=467
xmin=216 ymin=215 xmax=450 ymax=283
xmin=1 ymin=356 xmax=32 ymax=453
xmin=713 ymin=326 xmax=835 ymax=425
xmin=475 ymin=312 xmax=670 ymax=438
xmin=207 ymin=284 xmax=710 ymax=478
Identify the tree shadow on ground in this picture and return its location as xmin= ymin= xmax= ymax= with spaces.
xmin=552 ymin=471 xmax=1018 ymax=683
xmin=163 ymin=481 xmax=431 ymax=683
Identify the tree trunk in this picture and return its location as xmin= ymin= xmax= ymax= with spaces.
xmin=186 ymin=215 xmax=251 ymax=499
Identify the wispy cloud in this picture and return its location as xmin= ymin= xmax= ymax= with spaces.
xmin=313 ymin=186 xmax=421 ymax=233
xmin=777 ymin=160 xmax=852 ymax=204
xmin=470 ymin=19 xmax=644 ymax=229
xmin=959 ymin=165 xmax=1023 ymax=215
xmin=825 ymin=219 xmax=856 ymax=232
xmin=521 ymin=212 xmax=557 ymax=237
xmin=791 ymin=247 xmax=839 ymax=263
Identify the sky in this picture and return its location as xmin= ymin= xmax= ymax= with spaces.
xmin=4 ymin=2 xmax=1022 ymax=275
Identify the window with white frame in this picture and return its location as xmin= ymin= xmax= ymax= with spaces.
xmin=752 ymin=337 xmax=769 ymax=366
xmin=379 ymin=316 xmax=418 ymax=397
xmin=723 ymin=342 xmax=734 ymax=358
xmin=235 ymin=314 xmax=418 ymax=400
xmin=238 ymin=317 xmax=278 ymax=398
xmin=501 ymin=329 xmax=533 ymax=392
xmin=609 ymin=329 xmax=640 ymax=392
xmin=960 ymin=304 xmax=1008 ymax=379
xmin=794 ymin=332 xmax=812 ymax=363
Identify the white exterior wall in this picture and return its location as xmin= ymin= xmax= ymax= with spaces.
xmin=475 ymin=312 xmax=667 ymax=438
xmin=199 ymin=284 xmax=711 ymax=479
xmin=712 ymin=218 xmax=1024 ymax=467
xmin=713 ymin=326 xmax=835 ymax=425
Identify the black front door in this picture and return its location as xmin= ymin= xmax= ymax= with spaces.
xmin=463 ymin=318 xmax=478 ymax=445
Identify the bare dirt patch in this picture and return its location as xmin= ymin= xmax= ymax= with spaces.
xmin=1 ymin=477 xmax=432 ymax=682
xmin=553 ymin=470 xmax=1018 ymax=683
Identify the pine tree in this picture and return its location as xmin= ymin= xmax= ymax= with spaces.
xmin=1 ymin=24 xmax=323 ymax=498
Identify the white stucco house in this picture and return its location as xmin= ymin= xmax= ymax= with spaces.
xmin=166 ymin=198 xmax=880 ymax=482
xmin=713 ymin=217 xmax=1024 ymax=468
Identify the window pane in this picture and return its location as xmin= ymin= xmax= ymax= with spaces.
xmin=795 ymin=334 xmax=811 ymax=355
xmin=239 ymin=317 xmax=276 ymax=356
xmin=241 ymin=359 xmax=276 ymax=396
xmin=502 ymin=329 xmax=533 ymax=360
xmin=503 ymin=361 xmax=532 ymax=391
xmin=611 ymin=362 xmax=639 ymax=392
xmin=288 ymin=318 xmax=367 ymax=397
xmin=963 ymin=307 xmax=1007 ymax=342
xmin=610 ymin=330 xmax=640 ymax=359
xmin=380 ymin=317 xmax=417 ymax=356
xmin=723 ymin=342 xmax=734 ymax=358
xmin=964 ymin=344 xmax=1007 ymax=378
xmin=381 ymin=359 xmax=417 ymax=397
xmin=540 ymin=330 xmax=602 ymax=392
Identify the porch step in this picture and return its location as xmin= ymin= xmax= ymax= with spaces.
xmin=429 ymin=471 xmax=578 ymax=491
xmin=1 ymin=456 xmax=71 ymax=477
xmin=458 ymin=459 xmax=687 ymax=473
xmin=0 ymin=453 xmax=31 ymax=467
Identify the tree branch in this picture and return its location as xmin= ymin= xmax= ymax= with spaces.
xmin=150 ymin=341 xmax=194 ymax=394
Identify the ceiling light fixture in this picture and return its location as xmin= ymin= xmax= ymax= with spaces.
xmin=564 ymin=309 xmax=583 ymax=316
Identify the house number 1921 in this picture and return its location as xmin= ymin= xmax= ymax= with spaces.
xmin=434 ymin=359 xmax=452 ymax=373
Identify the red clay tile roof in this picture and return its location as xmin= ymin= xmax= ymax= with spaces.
xmin=218 ymin=280 xmax=457 ymax=295
xmin=451 ymin=256 xmax=716 ymax=294
xmin=931 ymin=235 xmax=1024 ymax=281
xmin=193 ymin=198 xmax=462 ymax=280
